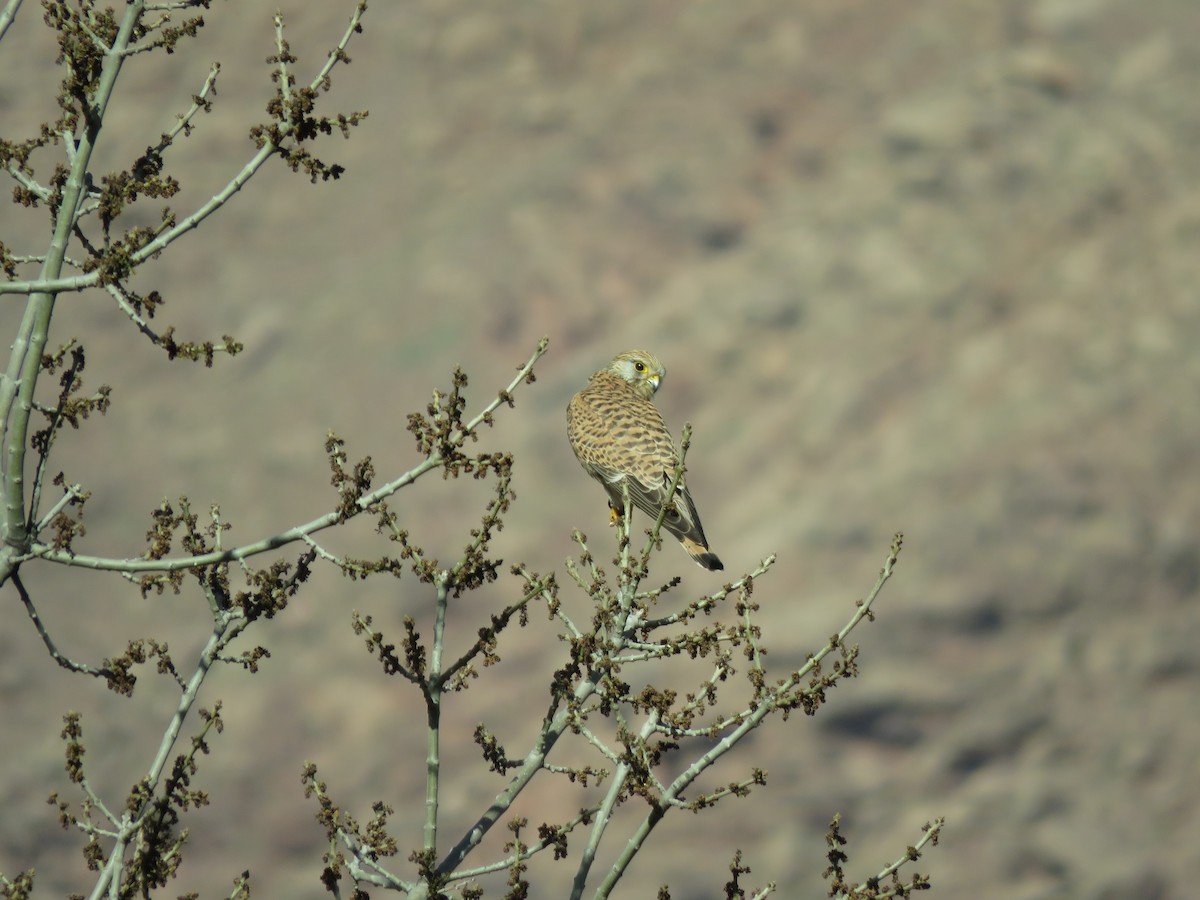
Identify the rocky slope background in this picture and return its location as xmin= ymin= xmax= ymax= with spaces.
xmin=1 ymin=0 xmax=1197 ymax=896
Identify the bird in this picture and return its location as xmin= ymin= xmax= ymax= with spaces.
xmin=566 ymin=349 xmax=723 ymax=571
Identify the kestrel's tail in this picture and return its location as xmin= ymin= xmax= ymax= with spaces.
xmin=678 ymin=536 xmax=724 ymax=571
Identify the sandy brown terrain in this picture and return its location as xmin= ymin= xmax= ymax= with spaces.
xmin=1 ymin=1 xmax=1198 ymax=896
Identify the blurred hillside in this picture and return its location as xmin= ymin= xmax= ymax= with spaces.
xmin=1 ymin=0 xmax=1198 ymax=896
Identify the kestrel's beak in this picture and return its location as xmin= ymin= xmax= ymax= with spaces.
xmin=646 ymin=374 xmax=661 ymax=394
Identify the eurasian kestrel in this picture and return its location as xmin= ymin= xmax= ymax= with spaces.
xmin=566 ymin=350 xmax=723 ymax=571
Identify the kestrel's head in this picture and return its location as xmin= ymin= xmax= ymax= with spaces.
xmin=604 ymin=349 xmax=665 ymax=400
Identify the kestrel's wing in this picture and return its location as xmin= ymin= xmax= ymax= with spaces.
xmin=620 ymin=435 xmax=716 ymax=565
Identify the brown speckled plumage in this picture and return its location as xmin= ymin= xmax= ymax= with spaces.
xmin=566 ymin=350 xmax=723 ymax=571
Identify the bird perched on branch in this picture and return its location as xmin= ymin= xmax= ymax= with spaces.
xmin=566 ymin=349 xmax=723 ymax=571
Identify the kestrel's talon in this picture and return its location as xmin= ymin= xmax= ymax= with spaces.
xmin=608 ymin=504 xmax=623 ymax=526
xmin=566 ymin=350 xmax=724 ymax=571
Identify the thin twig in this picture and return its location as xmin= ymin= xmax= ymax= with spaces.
xmin=0 ymin=4 xmax=368 ymax=298
xmin=34 ymin=482 xmax=85 ymax=533
xmin=25 ymin=339 xmax=550 ymax=574
xmin=12 ymin=572 xmax=113 ymax=679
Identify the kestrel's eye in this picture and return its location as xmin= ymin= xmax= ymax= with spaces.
xmin=634 ymin=362 xmax=645 ymax=372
